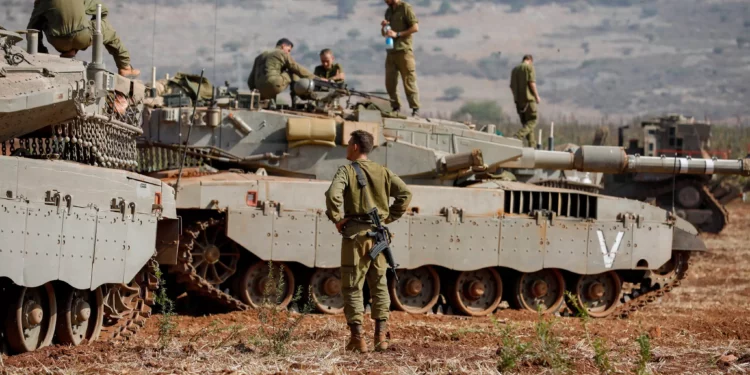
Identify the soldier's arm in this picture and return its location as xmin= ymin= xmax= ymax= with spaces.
xmin=384 ymin=170 xmax=412 ymax=224
xmin=286 ymin=55 xmax=314 ymax=79
xmin=528 ymin=66 xmax=541 ymax=103
xmin=397 ymin=5 xmax=420 ymax=37
xmin=325 ymin=166 xmax=349 ymax=224
xmin=332 ymin=64 xmax=346 ymax=81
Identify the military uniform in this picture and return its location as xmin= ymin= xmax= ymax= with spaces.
xmin=509 ymin=62 xmax=538 ymax=147
xmin=384 ymin=1 xmax=420 ymax=111
xmin=324 ymin=159 xmax=411 ymax=350
xmin=247 ymin=48 xmax=314 ymax=100
xmin=27 ymin=0 xmax=132 ymax=70
xmin=314 ymin=63 xmax=344 ymax=83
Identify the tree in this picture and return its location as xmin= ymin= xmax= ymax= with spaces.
xmin=441 ymin=86 xmax=464 ymax=101
xmin=451 ymin=101 xmax=507 ymax=125
xmin=337 ymin=0 xmax=357 ymax=19
xmin=347 ymin=28 xmax=361 ymax=39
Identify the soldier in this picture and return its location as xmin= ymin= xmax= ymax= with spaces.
xmin=324 ymin=130 xmax=412 ymax=353
xmin=27 ymin=0 xmax=140 ymax=77
xmin=314 ymin=49 xmax=346 ymax=83
xmin=509 ymin=54 xmax=541 ymax=147
xmin=381 ymin=0 xmax=420 ymax=116
xmin=247 ymin=38 xmax=315 ymax=103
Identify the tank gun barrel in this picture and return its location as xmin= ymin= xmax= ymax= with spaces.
xmin=503 ymin=145 xmax=750 ymax=176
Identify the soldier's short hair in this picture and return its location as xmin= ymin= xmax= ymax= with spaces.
xmin=320 ymin=48 xmax=333 ymax=57
xmin=349 ymin=130 xmax=374 ymax=154
xmin=276 ymin=38 xmax=294 ymax=48
xmin=522 ymin=54 xmax=533 ymax=62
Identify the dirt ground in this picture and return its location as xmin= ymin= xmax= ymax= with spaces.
xmin=3 ymin=204 xmax=750 ymax=375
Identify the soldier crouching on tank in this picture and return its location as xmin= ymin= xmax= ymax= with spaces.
xmin=247 ymin=38 xmax=316 ymax=107
xmin=27 ymin=0 xmax=140 ymax=77
xmin=324 ymin=130 xmax=412 ymax=353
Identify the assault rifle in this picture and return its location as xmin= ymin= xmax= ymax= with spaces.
xmin=311 ymin=78 xmax=395 ymax=104
xmin=365 ymin=207 xmax=399 ymax=283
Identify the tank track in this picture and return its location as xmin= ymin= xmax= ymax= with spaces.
xmin=168 ymin=219 xmax=248 ymax=311
xmin=99 ymin=259 xmax=159 ymax=341
xmin=620 ymin=179 xmax=728 ymax=233
xmin=612 ymin=251 xmax=691 ymax=319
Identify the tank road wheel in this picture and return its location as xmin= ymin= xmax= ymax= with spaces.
xmin=389 ymin=266 xmax=441 ymax=314
xmin=55 ymin=286 xmax=104 ymax=346
xmin=236 ymin=261 xmax=295 ymax=309
xmin=309 ymin=268 xmax=344 ymax=314
xmin=5 ymin=283 xmax=57 ymax=353
xmin=512 ymin=269 xmax=565 ymax=314
xmin=450 ymin=268 xmax=503 ymax=316
xmin=569 ymin=271 xmax=622 ymax=318
xmin=190 ymin=221 xmax=241 ymax=286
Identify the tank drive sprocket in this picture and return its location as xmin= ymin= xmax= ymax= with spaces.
xmin=612 ymin=251 xmax=690 ymax=319
xmin=99 ymin=259 xmax=159 ymax=340
xmin=169 ymin=218 xmax=248 ymax=311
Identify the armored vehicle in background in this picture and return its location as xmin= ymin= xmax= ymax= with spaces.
xmin=0 ymin=13 xmax=178 ymax=355
xmin=136 ymin=77 xmax=750 ymax=319
xmin=602 ymin=115 xmax=740 ymax=233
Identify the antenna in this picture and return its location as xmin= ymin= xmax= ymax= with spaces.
xmin=175 ymin=69 xmax=205 ymax=197
xmin=213 ymin=0 xmax=219 ymax=83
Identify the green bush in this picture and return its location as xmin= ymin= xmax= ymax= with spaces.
xmin=451 ymin=100 xmax=507 ymax=125
xmin=436 ymin=28 xmax=461 ymax=39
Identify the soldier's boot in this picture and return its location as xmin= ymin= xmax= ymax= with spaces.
xmin=374 ymin=319 xmax=389 ymax=352
xmin=345 ymin=323 xmax=367 ymax=353
xmin=118 ymin=65 xmax=141 ymax=77
xmin=411 ymin=108 xmax=419 ymax=117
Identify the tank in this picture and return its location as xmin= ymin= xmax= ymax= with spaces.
xmin=136 ymin=76 xmax=750 ymax=319
xmin=0 ymin=18 xmax=179 ymax=355
xmin=601 ymin=115 xmax=740 ymax=233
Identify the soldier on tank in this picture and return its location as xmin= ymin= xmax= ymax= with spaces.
xmin=27 ymin=0 xmax=140 ymax=77
xmin=247 ymin=38 xmax=315 ymax=105
xmin=509 ymin=54 xmax=541 ymax=147
xmin=324 ymin=130 xmax=412 ymax=353
xmin=381 ymin=0 xmax=420 ymax=116
xmin=314 ymin=49 xmax=346 ymax=83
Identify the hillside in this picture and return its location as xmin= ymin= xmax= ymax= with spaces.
xmin=2 ymin=0 xmax=749 ymax=123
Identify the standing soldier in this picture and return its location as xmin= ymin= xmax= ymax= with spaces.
xmin=325 ymin=130 xmax=412 ymax=353
xmin=314 ymin=49 xmax=346 ymax=83
xmin=247 ymin=38 xmax=315 ymax=104
xmin=381 ymin=0 xmax=420 ymax=116
xmin=27 ymin=0 xmax=140 ymax=77
xmin=509 ymin=54 xmax=541 ymax=147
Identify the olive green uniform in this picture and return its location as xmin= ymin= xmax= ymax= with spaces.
xmin=324 ymin=160 xmax=412 ymax=325
xmin=384 ymin=1 xmax=420 ymax=111
xmin=509 ymin=62 xmax=538 ymax=147
xmin=27 ymin=0 xmax=132 ymax=70
xmin=247 ymin=48 xmax=314 ymax=100
xmin=314 ymin=63 xmax=344 ymax=83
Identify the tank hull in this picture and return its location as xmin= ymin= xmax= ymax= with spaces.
xmin=0 ymin=156 xmax=178 ymax=354
xmin=156 ymin=170 xmax=702 ymax=318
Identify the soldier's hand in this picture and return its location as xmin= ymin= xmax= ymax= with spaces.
xmin=381 ymin=19 xmax=389 ymax=27
xmin=335 ymin=218 xmax=350 ymax=233
xmin=385 ymin=29 xmax=397 ymax=38
xmin=536 ymin=96 xmax=542 ymax=104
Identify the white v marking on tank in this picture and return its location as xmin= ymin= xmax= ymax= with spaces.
xmin=596 ymin=230 xmax=624 ymax=269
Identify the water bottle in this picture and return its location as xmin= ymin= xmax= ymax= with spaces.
xmin=384 ymin=25 xmax=394 ymax=50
